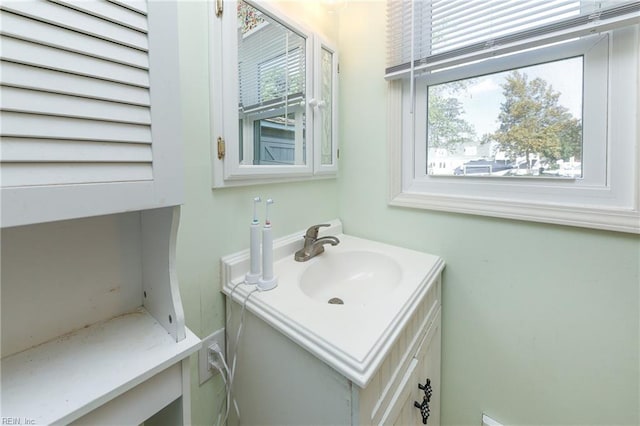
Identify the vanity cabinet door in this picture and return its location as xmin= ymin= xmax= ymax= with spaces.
xmin=380 ymin=357 xmax=421 ymax=426
xmin=415 ymin=312 xmax=442 ymax=425
xmin=380 ymin=310 xmax=442 ymax=426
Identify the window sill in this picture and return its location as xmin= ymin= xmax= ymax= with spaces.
xmin=388 ymin=190 xmax=640 ymax=234
xmin=212 ymin=171 xmax=337 ymax=189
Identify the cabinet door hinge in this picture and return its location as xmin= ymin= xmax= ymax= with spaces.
xmin=215 ymin=0 xmax=223 ymax=17
xmin=217 ymin=137 xmax=226 ymax=159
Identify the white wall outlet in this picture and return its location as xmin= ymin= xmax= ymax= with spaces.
xmin=198 ymin=327 xmax=225 ymax=385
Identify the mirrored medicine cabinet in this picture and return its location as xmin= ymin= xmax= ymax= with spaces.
xmin=211 ymin=0 xmax=338 ymax=187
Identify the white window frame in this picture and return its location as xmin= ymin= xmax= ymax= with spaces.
xmin=388 ymin=26 xmax=640 ymax=234
xmin=210 ymin=0 xmax=338 ymax=188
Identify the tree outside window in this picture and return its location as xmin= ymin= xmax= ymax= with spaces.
xmin=427 ymin=57 xmax=583 ymax=178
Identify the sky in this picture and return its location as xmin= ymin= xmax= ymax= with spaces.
xmin=435 ymin=56 xmax=584 ymax=138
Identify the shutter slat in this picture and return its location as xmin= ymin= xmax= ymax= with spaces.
xmin=0 ymin=0 xmax=148 ymax=50
xmin=1 ymin=112 xmax=152 ymax=144
xmin=51 ymin=0 xmax=148 ymax=32
xmin=1 ymin=37 xmax=149 ymax=87
xmin=0 ymin=0 xmax=157 ymax=191
xmin=0 ymin=11 xmax=149 ymax=69
xmin=0 ymin=163 xmax=153 ymax=187
xmin=1 ymin=138 xmax=153 ymax=163
xmin=1 ymin=86 xmax=152 ymax=125
xmin=0 ymin=62 xmax=150 ymax=106
xmin=109 ymin=0 xmax=147 ymax=16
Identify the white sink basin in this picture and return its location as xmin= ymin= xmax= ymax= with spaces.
xmin=299 ymin=251 xmax=402 ymax=306
xmin=222 ymin=220 xmax=445 ymax=387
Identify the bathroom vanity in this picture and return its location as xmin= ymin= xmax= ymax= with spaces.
xmin=222 ymin=221 xmax=444 ymax=425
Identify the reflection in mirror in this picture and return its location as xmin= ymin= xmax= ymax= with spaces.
xmin=320 ymin=47 xmax=333 ymax=165
xmin=237 ymin=0 xmax=307 ymax=166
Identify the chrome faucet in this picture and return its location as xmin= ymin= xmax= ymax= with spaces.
xmin=294 ymin=224 xmax=340 ymax=262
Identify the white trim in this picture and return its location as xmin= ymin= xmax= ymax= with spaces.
xmin=388 ymin=28 xmax=640 ymax=234
xmin=389 ymin=192 xmax=640 ymax=234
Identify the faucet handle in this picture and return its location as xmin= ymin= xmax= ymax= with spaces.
xmin=305 ymin=223 xmax=330 ymax=239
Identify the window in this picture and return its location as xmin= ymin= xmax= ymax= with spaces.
xmin=386 ymin=0 xmax=640 ymax=233
xmin=211 ymin=0 xmax=338 ymax=187
xmin=426 ymin=56 xmax=584 ymax=179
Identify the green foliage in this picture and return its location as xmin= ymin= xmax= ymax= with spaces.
xmin=260 ymin=68 xmax=303 ymax=103
xmin=489 ymin=70 xmax=582 ymax=167
xmin=428 ymin=85 xmax=476 ymax=152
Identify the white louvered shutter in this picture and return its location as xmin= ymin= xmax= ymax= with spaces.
xmin=0 ymin=0 xmax=182 ymax=227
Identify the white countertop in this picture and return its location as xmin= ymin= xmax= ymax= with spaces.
xmin=221 ymin=220 xmax=444 ymax=388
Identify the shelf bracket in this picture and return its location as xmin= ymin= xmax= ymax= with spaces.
xmin=141 ymin=206 xmax=186 ymax=341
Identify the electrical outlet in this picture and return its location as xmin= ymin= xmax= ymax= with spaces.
xmin=198 ymin=327 xmax=225 ymax=385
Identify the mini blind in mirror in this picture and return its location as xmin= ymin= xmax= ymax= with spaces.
xmin=237 ymin=0 xmax=307 ymax=166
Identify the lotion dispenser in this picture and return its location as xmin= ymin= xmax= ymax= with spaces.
xmin=245 ymin=196 xmax=262 ymax=285
xmin=258 ymin=199 xmax=278 ymax=291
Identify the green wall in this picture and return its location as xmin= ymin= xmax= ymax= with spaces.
xmin=337 ymin=1 xmax=640 ymax=425
xmin=176 ymin=1 xmax=639 ymax=425
xmin=175 ymin=2 xmax=339 ymax=424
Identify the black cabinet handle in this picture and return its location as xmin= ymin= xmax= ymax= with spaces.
xmin=413 ymin=396 xmax=430 ymax=424
xmin=418 ymin=378 xmax=432 ymax=401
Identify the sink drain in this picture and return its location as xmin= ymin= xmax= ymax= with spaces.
xmin=328 ymin=297 xmax=344 ymax=305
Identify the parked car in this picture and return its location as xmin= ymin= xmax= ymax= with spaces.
xmin=454 ymin=159 xmax=514 ymax=176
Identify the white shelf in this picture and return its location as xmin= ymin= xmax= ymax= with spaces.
xmin=1 ymin=307 xmax=200 ymax=425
